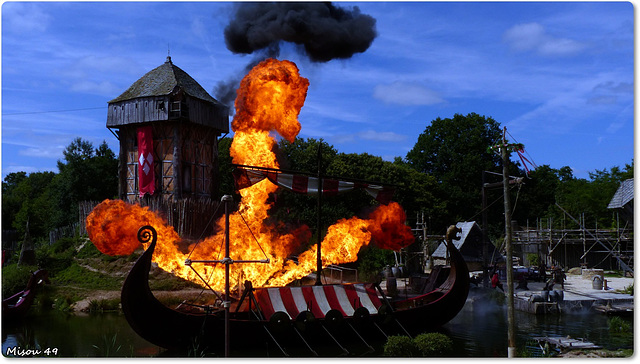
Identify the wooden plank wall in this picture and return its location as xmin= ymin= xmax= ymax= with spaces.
xmin=107 ymin=96 xmax=170 ymax=126
xmin=107 ymin=95 xmax=229 ymax=133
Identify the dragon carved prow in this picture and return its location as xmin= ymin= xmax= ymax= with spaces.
xmin=445 ymin=225 xmax=462 ymax=248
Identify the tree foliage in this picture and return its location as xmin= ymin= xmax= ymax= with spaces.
xmin=405 ymin=112 xmax=503 ymax=231
xmin=2 ymin=138 xmax=118 ymax=243
xmin=269 ymin=138 xmax=441 ymax=232
xmin=2 ymin=171 xmax=56 ymax=238
xmin=50 ymin=138 xmax=118 ymax=227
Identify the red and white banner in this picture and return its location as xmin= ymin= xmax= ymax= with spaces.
xmin=233 ymin=168 xmax=394 ymax=204
xmin=137 ymin=126 xmax=155 ymax=197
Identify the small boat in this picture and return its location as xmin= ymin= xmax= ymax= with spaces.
xmin=2 ymin=269 xmax=49 ymax=319
xmin=120 ymin=218 xmax=469 ymax=354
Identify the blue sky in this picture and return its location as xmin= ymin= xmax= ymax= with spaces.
xmin=1 ymin=1 xmax=634 ymax=180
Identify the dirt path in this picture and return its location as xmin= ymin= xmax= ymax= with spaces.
xmin=71 ymin=288 xmax=212 ymax=312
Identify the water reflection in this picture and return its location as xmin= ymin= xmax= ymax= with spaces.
xmin=2 ymin=291 xmax=633 ymax=358
xmin=445 ymin=288 xmax=634 ymax=357
xmin=3 ymin=312 xmax=159 ymax=357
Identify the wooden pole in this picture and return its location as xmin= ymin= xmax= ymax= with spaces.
xmin=315 ymin=142 xmax=323 ymax=286
xmin=222 ymin=194 xmax=232 ymax=357
xmin=482 ymin=171 xmax=490 ymax=288
xmin=501 ymin=127 xmax=516 ymax=358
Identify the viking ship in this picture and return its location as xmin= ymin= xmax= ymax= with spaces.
xmin=2 ymin=269 xmax=49 ymax=320
xmin=120 ymin=165 xmax=469 ymax=355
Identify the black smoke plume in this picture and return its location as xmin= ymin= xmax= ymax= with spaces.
xmin=224 ymin=2 xmax=377 ymax=62
xmin=214 ymin=2 xmax=377 ymax=110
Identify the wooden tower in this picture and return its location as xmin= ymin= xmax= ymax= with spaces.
xmin=107 ymin=56 xmax=229 ymax=203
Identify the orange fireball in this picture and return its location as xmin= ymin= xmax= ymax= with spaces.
xmin=86 ymin=58 xmax=415 ymax=292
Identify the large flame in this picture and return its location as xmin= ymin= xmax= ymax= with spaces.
xmin=87 ymin=59 xmax=414 ymax=291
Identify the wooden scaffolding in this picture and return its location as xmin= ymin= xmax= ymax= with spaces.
xmin=512 ymin=205 xmax=633 ymax=276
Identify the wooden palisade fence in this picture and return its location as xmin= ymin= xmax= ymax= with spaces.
xmin=78 ymin=198 xmax=221 ymax=241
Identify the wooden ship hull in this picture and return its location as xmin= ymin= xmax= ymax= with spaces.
xmin=120 ymin=226 xmax=469 ymax=353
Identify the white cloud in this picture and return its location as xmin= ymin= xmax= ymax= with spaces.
xmin=70 ymin=80 xmax=121 ymax=96
xmin=373 ymin=82 xmax=444 ymax=105
xmin=331 ymin=130 xmax=406 ymax=144
xmin=358 ymin=130 xmax=406 ymax=142
xmin=503 ymin=22 xmax=586 ymax=57
xmin=19 ymin=146 xmax=65 ymax=159
xmin=2 ymin=2 xmax=51 ymax=33
xmin=606 ymin=122 xmax=624 ymax=134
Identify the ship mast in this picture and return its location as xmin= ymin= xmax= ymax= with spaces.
xmin=315 ymin=143 xmax=323 ymax=286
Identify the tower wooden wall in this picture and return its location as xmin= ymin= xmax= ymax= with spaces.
xmin=117 ymin=122 xmax=220 ymax=203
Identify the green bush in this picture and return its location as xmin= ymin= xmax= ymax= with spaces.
xmin=88 ymin=298 xmax=121 ymax=313
xmin=526 ymin=253 xmax=540 ymax=267
xmin=35 ymin=251 xmax=74 ymax=276
xmin=53 ymin=295 xmax=74 ymax=312
xmin=414 ymin=332 xmax=454 ymax=357
xmin=609 ymin=316 xmax=632 ymax=334
xmin=50 ymin=237 xmax=77 ymax=254
xmin=383 ymin=335 xmax=418 ymax=357
xmin=1 ymin=264 xmax=38 ymax=297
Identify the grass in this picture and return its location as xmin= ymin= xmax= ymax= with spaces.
xmin=603 ymin=270 xmax=624 ymax=278
xmin=92 ymin=333 xmax=134 ymax=357
xmin=618 ymin=283 xmax=633 ymax=295
xmin=52 ymin=262 xmax=122 ymax=290
xmin=5 ymin=235 xmax=213 ymax=315
xmin=563 ymin=349 xmax=633 ymax=358
xmin=88 ymin=298 xmax=121 ymax=313
xmin=608 ymin=316 xmax=632 ymax=334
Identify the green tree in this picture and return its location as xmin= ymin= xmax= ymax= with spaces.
xmin=2 ymin=171 xmax=28 ymax=230
xmin=272 ymin=138 xmax=343 ymax=232
xmin=405 ymin=112 xmax=503 ymax=231
xmin=510 ymin=160 xmax=633 ymax=231
xmin=2 ymin=171 xmax=56 ymax=239
xmin=272 ymin=138 xmax=442 ymax=232
xmin=50 ymin=138 xmax=118 ymax=227
xmin=555 ymin=161 xmax=634 ymax=228
xmin=511 ymin=165 xmax=562 ymax=224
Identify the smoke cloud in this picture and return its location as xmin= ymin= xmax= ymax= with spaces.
xmin=224 ymin=2 xmax=377 ymax=62
xmin=214 ymin=2 xmax=377 ymax=109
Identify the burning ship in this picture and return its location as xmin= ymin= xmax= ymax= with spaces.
xmin=87 ymin=58 xmax=469 ymax=354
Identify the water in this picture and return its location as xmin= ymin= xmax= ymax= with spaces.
xmin=444 ymin=289 xmax=634 ymax=357
xmin=2 ymin=292 xmax=634 ymax=357
xmin=2 ymin=312 xmax=161 ymax=357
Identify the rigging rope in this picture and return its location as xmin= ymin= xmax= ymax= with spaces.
xmin=511 ymin=182 xmax=522 ymax=215
xmin=184 ymin=201 xmax=270 ymax=292
xmin=505 ymin=129 xmax=538 ymax=176
xmin=187 ymin=202 xmax=222 ymax=260
xmin=238 ymin=210 xmax=270 ymax=261
xmin=466 ymin=184 xmax=519 ymax=222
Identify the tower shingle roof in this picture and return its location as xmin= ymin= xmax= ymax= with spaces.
xmin=108 ymin=56 xmax=219 ymax=105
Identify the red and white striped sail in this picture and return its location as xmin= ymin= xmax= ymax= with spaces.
xmin=233 ymin=167 xmax=394 ymax=204
xmin=253 ymin=283 xmax=383 ymax=320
